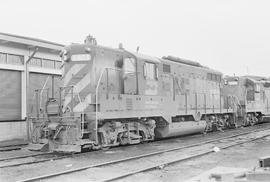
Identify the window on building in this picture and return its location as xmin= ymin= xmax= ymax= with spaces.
xmin=43 ymin=59 xmax=55 ymax=68
xmin=144 ymin=62 xmax=157 ymax=80
xmin=0 ymin=53 xmax=7 ymax=64
xmin=8 ymin=54 xmax=23 ymax=65
xmin=29 ymin=57 xmax=42 ymax=67
xmin=0 ymin=51 xmax=61 ymax=69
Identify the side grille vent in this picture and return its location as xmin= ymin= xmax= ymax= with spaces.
xmin=126 ymin=98 xmax=133 ymax=110
xmin=163 ymin=64 xmax=171 ymax=73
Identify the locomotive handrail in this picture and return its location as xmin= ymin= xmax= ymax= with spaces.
xmin=104 ymin=67 xmax=141 ymax=75
xmin=75 ymin=92 xmax=85 ymax=138
xmin=95 ymin=68 xmax=107 ymax=144
xmin=33 ymin=88 xmax=50 ymax=119
xmin=29 ymin=115 xmax=81 ymax=120
xmin=105 ymin=67 xmax=122 ymax=71
xmin=60 ymin=85 xmax=84 ymax=116
xmin=106 ymin=66 xmax=141 ymax=74
xmin=61 ymin=88 xmax=83 ymax=136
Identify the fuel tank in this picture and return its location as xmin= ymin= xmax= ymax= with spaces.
xmin=155 ymin=120 xmax=206 ymax=138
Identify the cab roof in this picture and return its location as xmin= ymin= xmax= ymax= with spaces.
xmin=128 ymin=51 xmax=161 ymax=63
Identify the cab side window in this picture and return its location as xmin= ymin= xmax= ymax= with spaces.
xmin=143 ymin=62 xmax=158 ymax=80
xmin=255 ymin=84 xmax=260 ymax=93
xmin=124 ymin=58 xmax=136 ymax=74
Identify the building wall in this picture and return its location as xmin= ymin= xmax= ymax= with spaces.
xmin=0 ymin=70 xmax=21 ymax=120
xmin=0 ymin=41 xmax=63 ymax=142
xmin=0 ymin=122 xmax=26 ymax=142
xmin=28 ymin=73 xmax=61 ymax=117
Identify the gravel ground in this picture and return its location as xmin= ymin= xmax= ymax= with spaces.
xmin=119 ymin=136 xmax=270 ymax=182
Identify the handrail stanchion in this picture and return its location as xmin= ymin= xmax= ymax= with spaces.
xmin=95 ymin=68 xmax=107 ymax=144
xmin=59 ymin=87 xmax=62 ymax=116
xmin=35 ymin=90 xmax=40 ymax=119
xmin=71 ymin=86 xmax=74 ymax=117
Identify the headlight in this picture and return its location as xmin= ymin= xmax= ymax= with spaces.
xmin=85 ymin=47 xmax=91 ymax=53
xmin=60 ymin=49 xmax=69 ymax=62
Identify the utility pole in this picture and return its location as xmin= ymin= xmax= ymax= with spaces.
xmin=25 ymin=47 xmax=38 ymax=141
xmin=246 ymin=66 xmax=249 ymax=75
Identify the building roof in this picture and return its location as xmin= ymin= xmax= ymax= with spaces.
xmin=0 ymin=32 xmax=64 ymax=51
xmin=243 ymin=75 xmax=268 ymax=81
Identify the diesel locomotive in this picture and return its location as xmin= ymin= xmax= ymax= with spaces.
xmin=223 ymin=75 xmax=270 ymax=126
xmin=29 ymin=36 xmax=267 ymax=152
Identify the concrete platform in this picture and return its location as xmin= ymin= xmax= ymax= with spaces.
xmin=0 ymin=121 xmax=27 ymax=142
xmin=0 ymin=138 xmax=28 ymax=148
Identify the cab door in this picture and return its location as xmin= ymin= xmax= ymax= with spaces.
xmin=123 ymin=57 xmax=137 ymax=94
xmin=143 ymin=61 xmax=159 ymax=95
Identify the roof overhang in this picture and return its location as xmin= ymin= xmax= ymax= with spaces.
xmin=0 ymin=32 xmax=64 ymax=52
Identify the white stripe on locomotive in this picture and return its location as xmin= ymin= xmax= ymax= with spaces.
xmin=63 ymin=72 xmax=91 ymax=110
xmin=73 ymin=93 xmax=92 ymax=112
xmin=63 ymin=64 xmax=86 ymax=87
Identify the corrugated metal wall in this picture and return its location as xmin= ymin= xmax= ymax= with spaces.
xmin=0 ymin=70 xmax=21 ymax=120
xmin=28 ymin=73 xmax=61 ymax=116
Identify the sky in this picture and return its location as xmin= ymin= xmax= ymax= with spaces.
xmin=1 ymin=0 xmax=270 ymax=77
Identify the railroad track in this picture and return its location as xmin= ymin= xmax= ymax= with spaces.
xmin=0 ymin=152 xmax=53 ymax=162
xmin=0 ymin=123 xmax=267 ymax=169
xmin=0 ymin=152 xmax=71 ymax=169
xmin=0 ymin=123 xmax=262 ymax=169
xmin=0 ymin=146 xmax=22 ymax=152
xmin=15 ymin=125 xmax=270 ymax=182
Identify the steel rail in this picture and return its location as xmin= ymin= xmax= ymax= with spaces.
xmin=0 ymin=153 xmax=71 ymax=169
xmin=0 ymin=152 xmax=53 ymax=162
xmin=16 ymin=126 xmax=270 ymax=182
xmin=102 ymin=131 xmax=270 ymax=182
xmin=0 ymin=146 xmax=21 ymax=152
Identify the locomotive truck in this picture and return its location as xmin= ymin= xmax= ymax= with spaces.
xmin=29 ymin=36 xmax=238 ymax=152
